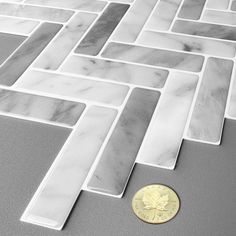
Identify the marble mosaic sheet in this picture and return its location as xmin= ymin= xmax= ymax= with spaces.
xmin=0 ymin=0 xmax=235 ymax=230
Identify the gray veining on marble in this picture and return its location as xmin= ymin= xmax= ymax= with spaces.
xmin=178 ymin=0 xmax=206 ymax=20
xmin=0 ymin=22 xmax=62 ymax=86
xmin=87 ymin=88 xmax=160 ymax=196
xmin=172 ymin=20 xmax=236 ymax=41
xmin=111 ymin=0 xmax=158 ymax=43
xmin=25 ymin=0 xmax=107 ymax=12
xmin=187 ymin=57 xmax=233 ymax=144
xmin=0 ymin=32 xmax=26 ymax=65
xmin=15 ymin=70 xmax=129 ymax=106
xmin=75 ymin=3 xmax=129 ymax=56
xmin=138 ymin=30 xmax=236 ymax=58
xmin=0 ymin=89 xmax=85 ymax=126
xmin=102 ymin=42 xmax=204 ymax=72
xmin=60 ymin=55 xmax=169 ymax=88
xmin=205 ymin=0 xmax=229 ymax=9
xmin=21 ymin=106 xmax=116 ymax=230
xmin=145 ymin=0 xmax=182 ymax=31
xmin=0 ymin=2 xmax=74 ymax=22
xmin=137 ymin=72 xmax=198 ymax=169
xmin=33 ymin=12 xmax=97 ymax=70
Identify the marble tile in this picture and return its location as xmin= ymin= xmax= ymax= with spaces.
xmin=202 ymin=10 xmax=236 ymax=26
xmin=178 ymin=0 xmax=206 ymax=20
xmin=87 ymin=88 xmax=160 ymax=196
xmin=186 ymin=57 xmax=233 ymax=144
xmin=75 ymin=3 xmax=129 ymax=56
xmin=21 ymin=106 xmax=117 ymax=230
xmin=33 ymin=13 xmax=97 ymax=70
xmin=0 ymin=32 xmax=26 ymax=65
xmin=172 ymin=19 xmax=236 ymax=41
xmin=60 ymin=55 xmax=169 ymax=88
xmin=0 ymin=22 xmax=62 ymax=86
xmin=205 ymin=0 xmax=230 ymax=9
xmin=231 ymin=1 xmax=236 ymax=11
xmin=137 ymin=72 xmax=198 ymax=169
xmin=0 ymin=89 xmax=85 ymax=126
xmin=145 ymin=0 xmax=182 ymax=31
xmin=111 ymin=0 xmax=158 ymax=43
xmin=15 ymin=70 xmax=129 ymax=106
xmin=0 ymin=2 xmax=74 ymax=23
xmin=25 ymin=0 xmax=107 ymax=12
xmin=0 ymin=16 xmax=39 ymax=35
xmin=227 ymin=70 xmax=236 ymax=118
xmin=102 ymin=42 xmax=204 ymax=72
xmin=138 ymin=30 xmax=236 ymax=58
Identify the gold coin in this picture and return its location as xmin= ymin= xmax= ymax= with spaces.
xmin=132 ymin=184 xmax=180 ymax=224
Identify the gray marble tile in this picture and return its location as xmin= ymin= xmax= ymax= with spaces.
xmin=21 ymin=106 xmax=117 ymax=230
xmin=111 ymin=0 xmax=158 ymax=43
xmin=25 ymin=0 xmax=107 ymax=12
xmin=102 ymin=42 xmax=204 ymax=72
xmin=75 ymin=3 xmax=129 ymax=56
xmin=0 ymin=22 xmax=62 ymax=86
xmin=33 ymin=12 xmax=97 ymax=70
xmin=227 ymin=70 xmax=236 ymax=119
xmin=60 ymin=55 xmax=169 ymax=88
xmin=87 ymin=88 xmax=160 ymax=196
xmin=231 ymin=1 xmax=236 ymax=11
xmin=0 ymin=89 xmax=85 ymax=126
xmin=138 ymin=30 xmax=236 ymax=58
xmin=186 ymin=57 xmax=233 ymax=144
xmin=206 ymin=0 xmax=229 ymax=9
xmin=0 ymin=2 xmax=74 ymax=22
xmin=0 ymin=32 xmax=26 ymax=65
xmin=172 ymin=20 xmax=236 ymax=41
xmin=178 ymin=0 xmax=206 ymax=20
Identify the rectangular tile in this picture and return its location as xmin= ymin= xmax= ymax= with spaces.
xmin=33 ymin=12 xmax=97 ymax=70
xmin=231 ymin=1 xmax=236 ymax=11
xmin=137 ymin=72 xmax=198 ymax=169
xmin=0 ymin=89 xmax=85 ymax=126
xmin=60 ymin=55 xmax=169 ymax=88
xmin=102 ymin=42 xmax=204 ymax=72
xmin=186 ymin=57 xmax=233 ymax=144
xmin=145 ymin=0 xmax=182 ymax=31
xmin=202 ymin=10 xmax=236 ymax=26
xmin=206 ymin=0 xmax=230 ymax=9
xmin=138 ymin=30 xmax=236 ymax=58
xmin=111 ymin=0 xmax=158 ymax=43
xmin=87 ymin=88 xmax=160 ymax=196
xmin=21 ymin=106 xmax=117 ymax=230
xmin=25 ymin=0 xmax=107 ymax=12
xmin=226 ymin=69 xmax=236 ymax=118
xmin=172 ymin=19 xmax=236 ymax=41
xmin=0 ymin=22 xmax=62 ymax=86
xmin=0 ymin=3 xmax=74 ymax=22
xmin=0 ymin=32 xmax=26 ymax=65
xmin=75 ymin=3 xmax=129 ymax=56
xmin=178 ymin=0 xmax=206 ymax=20
xmin=0 ymin=16 xmax=39 ymax=35
xmin=15 ymin=70 xmax=129 ymax=106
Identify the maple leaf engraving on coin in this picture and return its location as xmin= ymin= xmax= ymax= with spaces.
xmin=142 ymin=190 xmax=169 ymax=211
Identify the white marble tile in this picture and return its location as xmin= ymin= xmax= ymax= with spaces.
xmin=21 ymin=106 xmax=117 ymax=230
xmin=145 ymin=0 xmax=182 ymax=31
xmin=0 ymin=2 xmax=74 ymax=22
xmin=0 ymin=89 xmax=85 ymax=126
xmin=206 ymin=0 xmax=230 ymax=9
xmin=111 ymin=0 xmax=158 ymax=43
xmin=60 ymin=55 xmax=168 ymax=88
xmin=25 ymin=0 xmax=107 ymax=12
xmin=202 ymin=10 xmax=236 ymax=26
xmin=15 ymin=70 xmax=129 ymax=106
xmin=0 ymin=16 xmax=38 ymax=35
xmin=87 ymin=88 xmax=160 ymax=196
xmin=136 ymin=72 xmax=198 ymax=169
xmin=102 ymin=42 xmax=204 ymax=72
xmin=186 ymin=57 xmax=233 ymax=144
xmin=227 ymin=69 xmax=236 ymax=118
xmin=33 ymin=12 xmax=97 ymax=70
xmin=138 ymin=30 xmax=236 ymax=58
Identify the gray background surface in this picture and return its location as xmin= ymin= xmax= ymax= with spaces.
xmin=0 ymin=115 xmax=236 ymax=236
